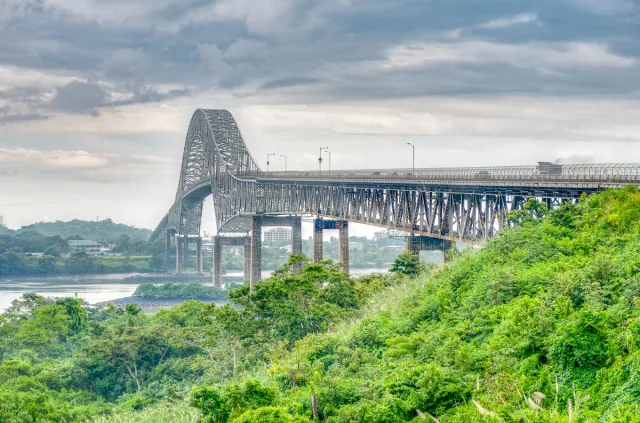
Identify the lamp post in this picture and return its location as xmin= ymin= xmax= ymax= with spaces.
xmin=267 ymin=153 xmax=275 ymax=172
xmin=407 ymin=143 xmax=415 ymax=175
xmin=280 ymin=155 xmax=287 ymax=171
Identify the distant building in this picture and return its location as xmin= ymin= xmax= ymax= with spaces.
xmin=264 ymin=227 xmax=292 ymax=243
xmin=0 ymin=215 xmax=4 ymax=226
xmin=68 ymin=240 xmax=102 ymax=256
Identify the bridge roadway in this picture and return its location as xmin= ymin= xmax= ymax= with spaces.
xmin=150 ymin=108 xmax=640 ymax=290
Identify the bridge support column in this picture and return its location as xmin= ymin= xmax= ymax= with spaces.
xmin=313 ymin=218 xmax=323 ymax=263
xmin=313 ymin=218 xmax=350 ymax=274
xmin=175 ymin=235 xmax=183 ymax=274
xmin=183 ymin=235 xmax=189 ymax=270
xmin=244 ymin=237 xmax=251 ymax=282
xmin=213 ymin=236 xmax=223 ymax=289
xmin=196 ymin=237 xmax=203 ymax=274
xmin=338 ymin=221 xmax=349 ymax=274
xmin=250 ymin=216 xmax=263 ymax=293
xmin=165 ymin=230 xmax=173 ymax=269
xmin=292 ymin=216 xmax=302 ymax=256
xmin=405 ymin=236 xmax=453 ymax=265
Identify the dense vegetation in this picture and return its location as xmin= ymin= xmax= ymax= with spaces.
xmin=0 ymin=249 xmax=162 ymax=276
xmin=0 ymin=226 xmax=163 ymax=276
xmin=5 ymin=187 xmax=640 ymax=422
xmin=186 ymin=187 xmax=640 ymax=422
xmin=0 ymin=256 xmax=394 ymax=422
xmin=133 ymin=283 xmax=228 ymax=300
xmin=19 ymin=219 xmax=152 ymax=243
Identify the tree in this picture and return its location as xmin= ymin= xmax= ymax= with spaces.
xmin=86 ymin=324 xmax=170 ymax=393
xmin=116 ymin=235 xmax=131 ymax=254
xmin=389 ymin=251 xmax=424 ymax=277
xmin=37 ymin=255 xmax=57 ymax=274
xmin=508 ymin=198 xmax=549 ymax=226
xmin=14 ymin=305 xmax=71 ymax=348
xmin=55 ymin=298 xmax=88 ymax=333
xmin=43 ymin=244 xmax=61 ymax=257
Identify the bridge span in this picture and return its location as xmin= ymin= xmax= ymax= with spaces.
xmin=151 ymin=108 xmax=640 ymax=290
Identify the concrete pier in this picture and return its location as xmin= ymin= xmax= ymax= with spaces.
xmin=250 ymin=216 xmax=262 ymax=293
xmin=213 ymin=235 xmax=251 ymax=289
xmin=196 ymin=237 xmax=203 ymax=274
xmin=313 ymin=217 xmax=350 ymax=273
xmin=175 ymin=235 xmax=183 ymax=274
xmin=405 ymin=235 xmax=453 ymax=264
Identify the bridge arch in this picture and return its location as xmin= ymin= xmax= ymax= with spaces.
xmin=152 ymin=109 xmax=261 ymax=242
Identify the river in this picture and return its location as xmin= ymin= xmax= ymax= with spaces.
xmin=0 ymin=268 xmax=391 ymax=313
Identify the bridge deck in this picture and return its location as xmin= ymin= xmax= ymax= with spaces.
xmin=238 ymin=167 xmax=640 ymax=191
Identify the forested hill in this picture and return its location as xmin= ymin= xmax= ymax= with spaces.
xmin=190 ymin=186 xmax=640 ymax=422
xmin=5 ymin=187 xmax=640 ymax=423
xmin=18 ymin=218 xmax=151 ymax=242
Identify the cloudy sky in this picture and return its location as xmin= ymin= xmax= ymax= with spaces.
xmin=0 ymin=0 xmax=639 ymax=233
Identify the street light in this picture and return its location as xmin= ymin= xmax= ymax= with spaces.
xmin=267 ymin=153 xmax=276 ymax=172
xmin=280 ymin=155 xmax=287 ymax=171
xmin=407 ymin=143 xmax=415 ymax=175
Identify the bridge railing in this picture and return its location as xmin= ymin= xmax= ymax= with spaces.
xmin=237 ymin=163 xmax=640 ymax=185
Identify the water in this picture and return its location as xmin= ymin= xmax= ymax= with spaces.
xmin=0 ymin=268 xmax=391 ymax=313
xmin=0 ymin=274 xmax=141 ymax=312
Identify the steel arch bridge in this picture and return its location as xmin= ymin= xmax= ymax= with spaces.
xmin=151 ymin=109 xmax=640 ymax=284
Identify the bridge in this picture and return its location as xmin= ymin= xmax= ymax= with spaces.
xmin=151 ymin=108 xmax=640 ymax=290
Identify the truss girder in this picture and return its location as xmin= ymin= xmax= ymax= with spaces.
xmin=261 ymin=183 xmax=580 ymax=242
xmin=151 ymin=109 xmax=611 ymax=245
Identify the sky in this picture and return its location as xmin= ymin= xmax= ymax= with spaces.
xmin=0 ymin=0 xmax=639 ymax=235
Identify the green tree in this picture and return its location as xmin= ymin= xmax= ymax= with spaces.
xmin=389 ymin=251 xmax=424 ymax=276
xmin=14 ymin=305 xmax=71 ymax=348
xmin=508 ymin=198 xmax=549 ymax=226
xmin=37 ymin=255 xmax=57 ymax=274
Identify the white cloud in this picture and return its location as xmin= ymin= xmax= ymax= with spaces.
xmin=384 ymin=41 xmax=636 ymax=70
xmin=479 ymin=13 xmax=538 ymax=29
xmin=0 ymin=148 xmax=174 ymax=182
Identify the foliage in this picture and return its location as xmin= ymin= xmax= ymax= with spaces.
xmin=389 ymin=251 xmax=426 ymax=276
xmin=8 ymin=187 xmax=640 ymax=422
xmin=190 ymin=187 xmax=640 ymax=422
xmin=133 ymin=283 xmax=228 ymax=300
xmin=19 ymin=219 xmax=151 ymax=243
xmin=0 ymin=255 xmax=398 ymax=422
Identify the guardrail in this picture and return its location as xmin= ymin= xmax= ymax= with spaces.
xmin=235 ymin=163 xmax=640 ymax=185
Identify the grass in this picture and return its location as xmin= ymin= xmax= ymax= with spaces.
xmin=92 ymin=401 xmax=199 ymax=423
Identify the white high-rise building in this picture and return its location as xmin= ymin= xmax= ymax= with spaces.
xmin=0 ymin=215 xmax=4 ymax=226
xmin=264 ymin=227 xmax=292 ymax=243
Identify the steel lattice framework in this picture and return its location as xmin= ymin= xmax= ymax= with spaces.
xmin=150 ymin=109 xmax=640 ymax=244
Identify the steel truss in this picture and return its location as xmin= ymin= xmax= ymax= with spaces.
xmin=151 ymin=109 xmax=638 ymax=245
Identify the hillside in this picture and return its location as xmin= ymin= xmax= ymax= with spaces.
xmin=4 ymin=187 xmax=640 ymax=423
xmin=187 ymin=186 xmax=640 ymax=422
xmin=18 ymin=218 xmax=151 ymax=242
